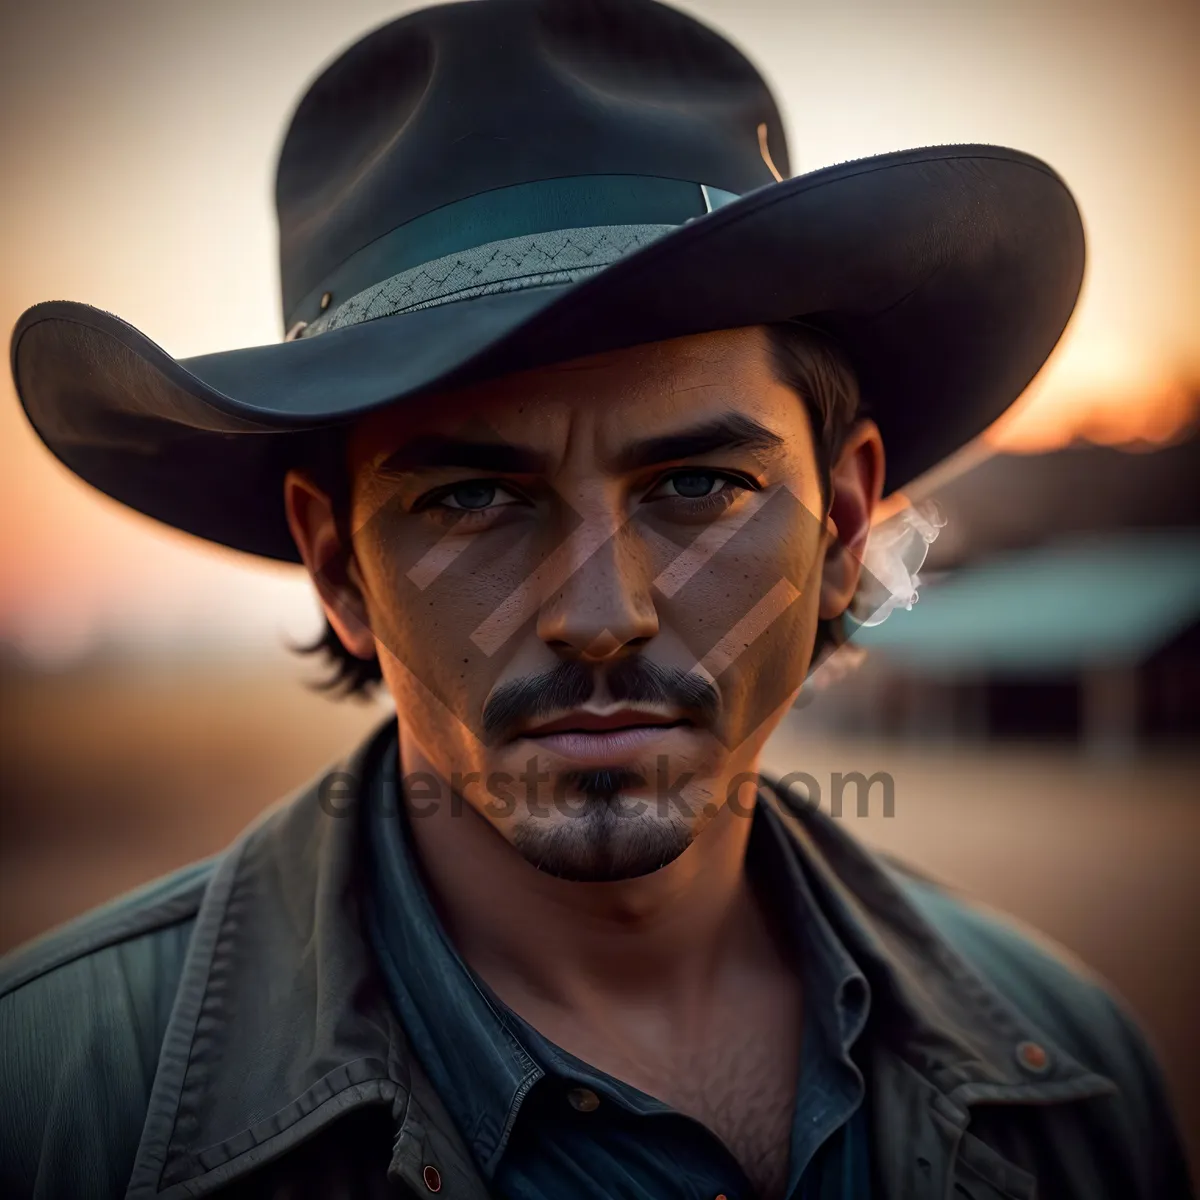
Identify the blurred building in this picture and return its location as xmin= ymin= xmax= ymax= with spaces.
xmin=809 ymin=431 xmax=1200 ymax=755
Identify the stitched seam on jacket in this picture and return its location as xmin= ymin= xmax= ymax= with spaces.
xmin=192 ymin=1060 xmax=395 ymax=1170
xmin=0 ymin=866 xmax=214 ymax=998
xmin=124 ymin=839 xmax=250 ymax=1198
xmin=149 ymin=1082 xmax=397 ymax=1200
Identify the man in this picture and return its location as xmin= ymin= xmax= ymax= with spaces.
xmin=1 ymin=1 xmax=1191 ymax=1198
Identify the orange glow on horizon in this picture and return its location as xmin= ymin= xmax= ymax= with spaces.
xmin=985 ymin=343 xmax=1200 ymax=455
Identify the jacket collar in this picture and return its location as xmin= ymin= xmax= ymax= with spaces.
xmin=124 ymin=717 xmax=489 ymax=1200
xmin=761 ymin=789 xmax=1116 ymax=1108
xmin=125 ymin=716 xmax=1114 ymax=1198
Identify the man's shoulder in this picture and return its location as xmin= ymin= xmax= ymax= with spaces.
xmin=889 ymin=864 xmax=1140 ymax=1065
xmin=0 ymin=856 xmax=217 ymax=1199
xmin=887 ymin=860 xmax=1192 ymax=1190
xmin=0 ymin=854 xmax=215 ymax=1000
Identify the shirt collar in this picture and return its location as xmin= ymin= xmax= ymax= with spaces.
xmin=752 ymin=797 xmax=872 ymax=1059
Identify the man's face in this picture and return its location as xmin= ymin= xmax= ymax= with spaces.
xmin=320 ymin=326 xmax=852 ymax=881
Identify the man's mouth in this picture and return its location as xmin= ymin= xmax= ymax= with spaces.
xmin=513 ymin=708 xmax=696 ymax=764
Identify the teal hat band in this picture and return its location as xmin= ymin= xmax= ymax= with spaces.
xmin=285 ymin=174 xmax=741 ymax=337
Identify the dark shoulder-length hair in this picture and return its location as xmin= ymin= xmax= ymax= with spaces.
xmin=291 ymin=320 xmax=865 ymax=699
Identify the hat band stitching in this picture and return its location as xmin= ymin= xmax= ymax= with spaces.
xmin=298 ymin=224 xmax=677 ymax=338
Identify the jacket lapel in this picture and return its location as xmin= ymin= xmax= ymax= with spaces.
xmin=759 ymin=778 xmax=1117 ymax=1199
xmin=124 ymin=717 xmax=490 ymax=1200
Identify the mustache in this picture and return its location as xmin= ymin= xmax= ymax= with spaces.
xmin=481 ymin=657 xmax=721 ymax=745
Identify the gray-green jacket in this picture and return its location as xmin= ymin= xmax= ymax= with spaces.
xmin=1 ymin=717 xmax=1192 ymax=1199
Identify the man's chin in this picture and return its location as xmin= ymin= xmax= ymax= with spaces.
xmin=508 ymin=796 xmax=695 ymax=883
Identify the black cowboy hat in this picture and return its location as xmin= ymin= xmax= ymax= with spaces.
xmin=9 ymin=0 xmax=1084 ymax=562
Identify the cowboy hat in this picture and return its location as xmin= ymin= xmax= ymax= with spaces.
xmin=9 ymin=0 xmax=1085 ymax=562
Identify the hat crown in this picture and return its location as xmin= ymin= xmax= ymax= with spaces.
xmin=275 ymin=0 xmax=787 ymax=324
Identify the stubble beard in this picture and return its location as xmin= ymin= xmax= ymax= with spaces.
xmin=509 ymin=767 xmax=696 ymax=882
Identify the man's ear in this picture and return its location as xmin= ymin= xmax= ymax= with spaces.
xmin=818 ymin=420 xmax=886 ymax=621
xmin=283 ymin=469 xmax=377 ymax=659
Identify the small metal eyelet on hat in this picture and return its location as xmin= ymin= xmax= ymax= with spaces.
xmin=319 ymin=290 xmax=333 ymax=311
xmin=1015 ymin=1040 xmax=1050 ymax=1074
xmin=283 ymin=320 xmax=308 ymax=342
xmin=422 ymin=1163 xmax=442 ymax=1192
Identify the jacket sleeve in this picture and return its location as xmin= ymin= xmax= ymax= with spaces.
xmin=896 ymin=870 xmax=1196 ymax=1198
xmin=1096 ymin=985 xmax=1195 ymax=1198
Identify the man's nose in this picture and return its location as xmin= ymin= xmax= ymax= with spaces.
xmin=536 ymin=520 xmax=659 ymax=663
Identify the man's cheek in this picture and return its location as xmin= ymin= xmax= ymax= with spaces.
xmin=667 ymin=546 xmax=816 ymax=752
xmin=377 ymin=622 xmax=479 ymax=746
xmin=721 ymin=602 xmax=814 ymax=748
xmin=366 ymin=549 xmax=514 ymax=738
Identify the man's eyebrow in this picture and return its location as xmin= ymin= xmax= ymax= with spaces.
xmin=375 ymin=413 xmax=786 ymax=477
xmin=611 ymin=412 xmax=786 ymax=473
xmin=377 ymin=435 xmax=550 ymax=475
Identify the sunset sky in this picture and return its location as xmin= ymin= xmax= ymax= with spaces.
xmin=1 ymin=0 xmax=1196 ymax=661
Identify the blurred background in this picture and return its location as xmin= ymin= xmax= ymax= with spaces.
xmin=1 ymin=0 xmax=1197 ymax=1176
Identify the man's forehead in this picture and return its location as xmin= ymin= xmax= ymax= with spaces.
xmin=350 ymin=325 xmax=792 ymax=464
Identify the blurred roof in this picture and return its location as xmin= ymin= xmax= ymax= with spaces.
xmin=857 ymin=530 xmax=1200 ymax=674
xmin=925 ymin=433 xmax=1200 ymax=568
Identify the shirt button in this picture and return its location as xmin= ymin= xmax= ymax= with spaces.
xmin=567 ymin=1086 xmax=601 ymax=1112
xmin=1016 ymin=1040 xmax=1050 ymax=1073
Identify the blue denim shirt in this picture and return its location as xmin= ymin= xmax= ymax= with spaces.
xmin=364 ymin=731 xmax=874 ymax=1199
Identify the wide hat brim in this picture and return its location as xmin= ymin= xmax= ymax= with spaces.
xmin=11 ymin=145 xmax=1084 ymax=562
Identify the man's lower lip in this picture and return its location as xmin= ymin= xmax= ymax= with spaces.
xmin=514 ymin=724 xmax=697 ymax=763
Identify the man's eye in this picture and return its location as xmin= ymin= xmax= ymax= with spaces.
xmin=434 ymin=481 xmax=522 ymax=511
xmin=646 ymin=470 xmax=740 ymax=500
